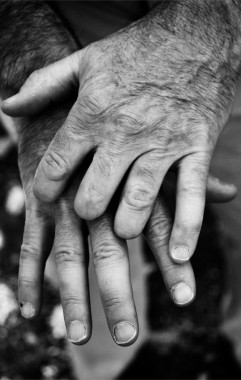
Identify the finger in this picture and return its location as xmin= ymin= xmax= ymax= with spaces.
xmin=18 ymin=208 xmax=53 ymax=319
xmin=114 ymin=152 xmax=170 ymax=239
xmin=144 ymin=194 xmax=195 ymax=306
xmin=74 ymin=149 xmax=134 ymax=220
xmin=206 ymin=174 xmax=237 ymax=203
xmin=163 ymin=172 xmax=237 ymax=204
xmin=33 ymin=104 xmax=93 ymax=203
xmin=54 ymin=198 xmax=91 ymax=345
xmin=2 ymin=52 xmax=82 ymax=116
xmin=88 ymin=212 xmax=138 ymax=346
xmin=169 ymin=153 xmax=210 ymax=263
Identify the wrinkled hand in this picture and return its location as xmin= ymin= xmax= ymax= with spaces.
xmin=3 ymin=2 xmax=241 ymax=263
xmin=13 ymin=106 xmax=236 ymax=347
xmin=18 ymin=118 xmax=198 ymax=347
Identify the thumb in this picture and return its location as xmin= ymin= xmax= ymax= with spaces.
xmin=1 ymin=50 xmax=82 ymax=116
xmin=206 ymin=174 xmax=237 ymax=203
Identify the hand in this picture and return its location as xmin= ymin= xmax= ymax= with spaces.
xmin=13 ymin=103 xmax=236 ymax=346
xmin=3 ymin=3 xmax=241 ymax=264
xmin=15 ymin=106 xmax=197 ymax=348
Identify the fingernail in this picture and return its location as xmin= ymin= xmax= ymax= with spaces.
xmin=68 ymin=321 xmax=87 ymax=343
xmin=3 ymin=94 xmax=18 ymax=105
xmin=113 ymin=321 xmax=136 ymax=345
xmin=20 ymin=302 xmax=35 ymax=318
xmin=171 ymin=282 xmax=194 ymax=305
xmin=171 ymin=246 xmax=190 ymax=261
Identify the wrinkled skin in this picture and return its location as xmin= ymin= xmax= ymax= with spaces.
xmin=16 ymin=106 xmax=236 ymax=347
xmin=5 ymin=0 xmax=241 ymax=266
xmin=2 ymin=0 xmax=241 ymax=347
xmin=15 ymin=106 xmax=198 ymax=347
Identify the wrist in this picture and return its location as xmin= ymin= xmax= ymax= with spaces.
xmin=150 ymin=0 xmax=241 ymax=46
xmin=146 ymin=0 xmax=241 ymax=80
xmin=141 ymin=0 xmax=241 ymax=125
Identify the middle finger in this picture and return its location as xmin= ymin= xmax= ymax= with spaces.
xmin=88 ymin=212 xmax=138 ymax=347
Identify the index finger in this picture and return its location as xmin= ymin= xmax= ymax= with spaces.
xmin=33 ymin=101 xmax=93 ymax=203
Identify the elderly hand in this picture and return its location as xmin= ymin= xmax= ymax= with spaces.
xmin=3 ymin=0 xmax=241 ymax=265
xmin=12 ymin=104 xmax=236 ymax=347
xmin=14 ymin=105 xmax=198 ymax=347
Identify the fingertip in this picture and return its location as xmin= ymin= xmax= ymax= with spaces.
xmin=229 ymin=183 xmax=238 ymax=193
xmin=220 ymin=183 xmax=238 ymax=199
xmin=19 ymin=301 xmax=39 ymax=320
xmin=1 ymin=95 xmax=19 ymax=116
xmin=114 ymin=206 xmax=148 ymax=240
xmin=207 ymin=176 xmax=238 ymax=202
xmin=18 ymin=281 xmax=42 ymax=320
xmin=114 ymin=219 xmax=140 ymax=240
xmin=74 ymin=193 xmax=105 ymax=221
xmin=3 ymin=94 xmax=18 ymax=105
xmin=171 ymin=282 xmax=195 ymax=307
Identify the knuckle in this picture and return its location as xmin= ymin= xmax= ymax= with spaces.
xmin=69 ymin=95 xmax=103 ymax=134
xmin=92 ymin=243 xmax=125 ymax=268
xmin=148 ymin=212 xmax=172 ymax=234
xmin=20 ymin=243 xmax=40 ymax=262
xmin=114 ymin=112 xmax=140 ymax=134
xmin=66 ymin=113 xmax=84 ymax=135
xmin=146 ymin=225 xmax=170 ymax=249
xmin=124 ymin=186 xmax=156 ymax=211
xmin=102 ymin=295 xmax=127 ymax=310
xmin=61 ymin=295 xmax=85 ymax=309
xmin=81 ymin=93 xmax=104 ymax=116
xmin=144 ymin=208 xmax=172 ymax=247
xmin=43 ymin=150 xmax=70 ymax=181
xmin=179 ymin=184 xmax=205 ymax=198
xmin=18 ymin=277 xmax=37 ymax=289
xmin=55 ymin=246 xmax=86 ymax=265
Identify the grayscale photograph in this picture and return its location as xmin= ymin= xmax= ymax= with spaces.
xmin=0 ymin=0 xmax=241 ymax=379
